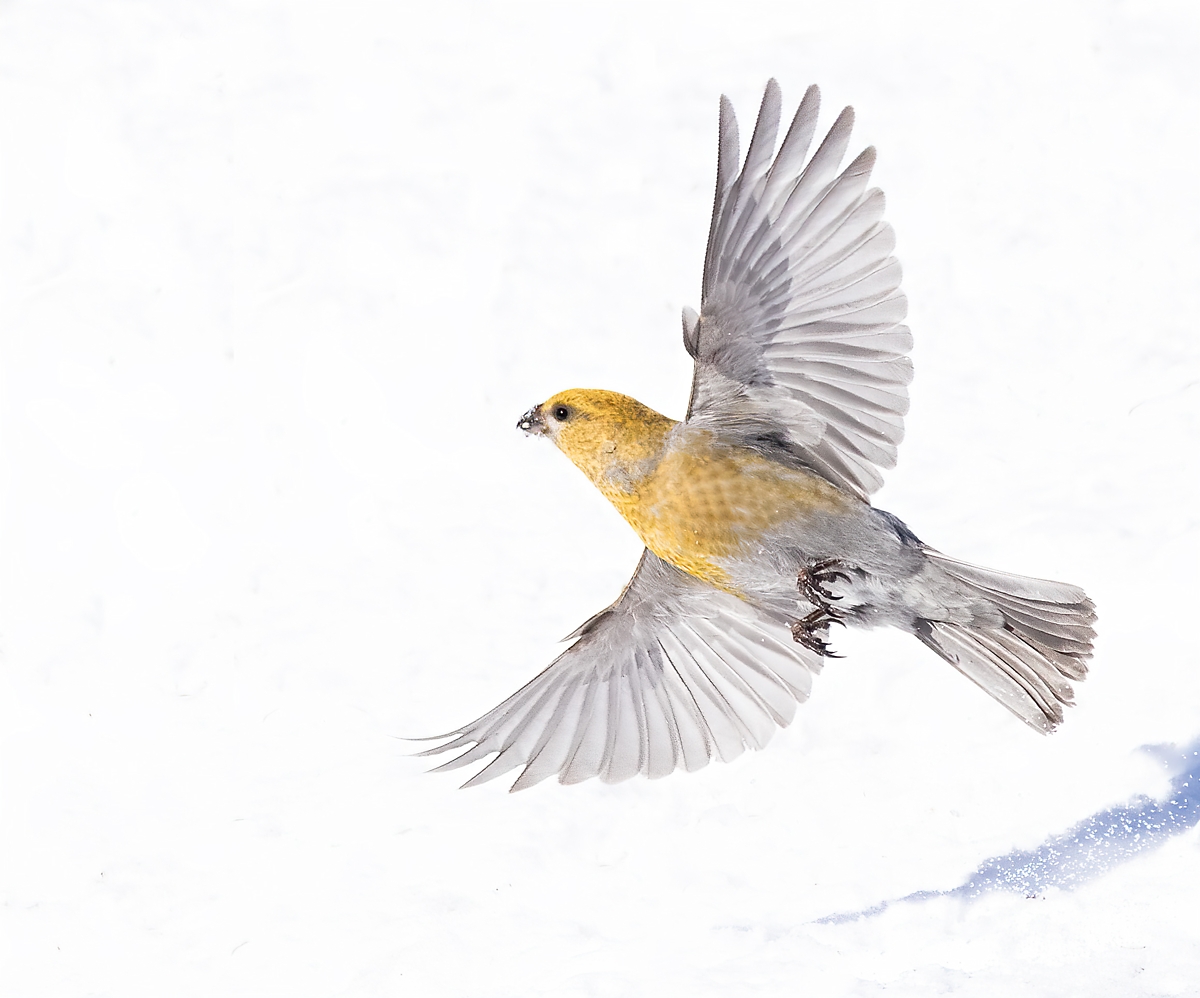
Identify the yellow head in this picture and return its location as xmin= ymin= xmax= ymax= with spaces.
xmin=517 ymin=389 xmax=678 ymax=497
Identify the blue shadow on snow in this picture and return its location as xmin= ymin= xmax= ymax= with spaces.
xmin=817 ymin=736 xmax=1200 ymax=924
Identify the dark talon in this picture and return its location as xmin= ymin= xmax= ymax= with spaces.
xmin=798 ymin=558 xmax=852 ymax=610
xmin=791 ymin=608 xmax=845 ymax=658
xmin=794 ymin=560 xmax=854 ymax=657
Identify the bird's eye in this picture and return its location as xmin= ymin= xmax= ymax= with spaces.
xmin=552 ymin=405 xmax=571 ymax=422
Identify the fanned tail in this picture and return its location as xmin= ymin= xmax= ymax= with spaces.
xmin=916 ymin=552 xmax=1096 ymax=732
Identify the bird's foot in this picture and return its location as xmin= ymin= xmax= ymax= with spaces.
xmin=791 ymin=608 xmax=846 ymax=658
xmin=798 ymin=558 xmax=851 ymax=612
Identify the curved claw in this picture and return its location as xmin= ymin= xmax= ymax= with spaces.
xmin=799 ymin=559 xmax=852 ymax=609
xmin=790 ymin=608 xmax=846 ymax=658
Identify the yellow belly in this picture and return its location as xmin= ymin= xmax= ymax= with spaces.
xmin=602 ymin=440 xmax=852 ymax=588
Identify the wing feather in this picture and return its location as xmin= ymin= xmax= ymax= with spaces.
xmin=641 ymin=655 xmax=679 ymax=779
xmin=687 ymin=621 xmax=788 ymax=733
xmin=658 ymin=630 xmax=732 ymax=763
xmin=417 ymin=551 xmax=821 ymax=790
xmin=687 ymin=82 xmax=912 ymax=499
xmin=760 ymin=84 xmax=821 ymax=207
xmin=599 ymin=666 xmax=642 ymax=783
xmin=559 ymin=672 xmax=608 ymax=785
xmin=508 ymin=681 xmax=591 ymax=791
xmin=690 ymin=619 xmax=797 ymax=725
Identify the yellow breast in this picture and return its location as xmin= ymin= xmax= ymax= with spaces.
xmin=602 ymin=433 xmax=852 ymax=588
xmin=542 ymin=389 xmax=853 ymax=591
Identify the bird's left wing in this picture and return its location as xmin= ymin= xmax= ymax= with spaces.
xmin=415 ymin=550 xmax=821 ymax=791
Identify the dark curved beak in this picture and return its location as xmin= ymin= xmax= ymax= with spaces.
xmin=517 ymin=404 xmax=547 ymax=436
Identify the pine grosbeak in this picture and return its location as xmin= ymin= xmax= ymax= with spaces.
xmin=418 ymin=81 xmax=1095 ymax=791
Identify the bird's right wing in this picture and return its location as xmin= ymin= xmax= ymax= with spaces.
xmin=684 ymin=80 xmax=913 ymax=500
xmin=415 ymin=550 xmax=821 ymax=791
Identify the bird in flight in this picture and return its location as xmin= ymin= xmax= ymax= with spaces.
xmin=416 ymin=80 xmax=1096 ymax=791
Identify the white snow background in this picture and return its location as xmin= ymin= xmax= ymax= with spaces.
xmin=3 ymin=1 xmax=1199 ymax=995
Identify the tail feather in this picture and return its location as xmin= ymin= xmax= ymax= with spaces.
xmin=917 ymin=552 xmax=1096 ymax=733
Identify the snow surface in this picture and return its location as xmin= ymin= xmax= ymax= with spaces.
xmin=3 ymin=2 xmax=1199 ymax=995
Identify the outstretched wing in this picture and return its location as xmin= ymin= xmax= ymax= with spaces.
xmin=415 ymin=551 xmax=821 ymax=791
xmin=683 ymin=80 xmax=913 ymax=500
